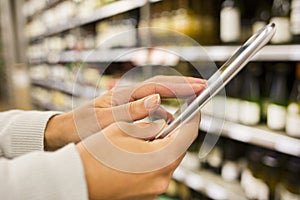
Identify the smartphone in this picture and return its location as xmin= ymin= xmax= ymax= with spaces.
xmin=156 ymin=23 xmax=276 ymax=139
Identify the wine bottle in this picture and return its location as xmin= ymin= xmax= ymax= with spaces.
xmin=290 ymin=0 xmax=300 ymax=43
xmin=286 ymin=63 xmax=300 ymax=138
xmin=220 ymin=0 xmax=241 ymax=44
xmin=239 ymin=63 xmax=262 ymax=125
xmin=252 ymin=1 xmax=271 ymax=34
xmin=225 ymin=74 xmax=242 ymax=122
xmin=203 ymin=139 xmax=223 ymax=174
xmin=279 ymin=157 xmax=300 ymax=200
xmin=172 ymin=0 xmax=200 ymax=45
xmin=221 ymin=139 xmax=245 ymax=182
xmin=261 ymin=151 xmax=282 ymax=200
xmin=261 ymin=63 xmax=274 ymax=123
xmin=241 ymin=147 xmax=267 ymax=200
xmin=190 ymin=0 xmax=219 ymax=45
xmin=267 ymin=63 xmax=289 ymax=131
xmin=270 ymin=0 xmax=292 ymax=44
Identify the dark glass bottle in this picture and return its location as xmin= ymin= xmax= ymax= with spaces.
xmin=241 ymin=147 xmax=267 ymax=200
xmin=261 ymin=151 xmax=282 ymax=199
xmin=225 ymin=74 xmax=242 ymax=122
xmin=221 ymin=139 xmax=245 ymax=182
xmin=239 ymin=63 xmax=262 ymax=125
xmin=220 ymin=0 xmax=241 ymax=44
xmin=286 ymin=63 xmax=300 ymax=137
xmin=261 ymin=63 xmax=274 ymax=124
xmin=203 ymin=138 xmax=224 ymax=174
xmin=267 ymin=63 xmax=289 ymax=130
xmin=279 ymin=157 xmax=300 ymax=199
xmin=252 ymin=0 xmax=271 ymax=34
xmin=270 ymin=0 xmax=292 ymax=44
xmin=290 ymin=0 xmax=300 ymax=43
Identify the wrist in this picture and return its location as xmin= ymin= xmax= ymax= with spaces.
xmin=45 ymin=112 xmax=79 ymax=150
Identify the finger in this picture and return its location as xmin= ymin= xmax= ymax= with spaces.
xmin=80 ymin=113 xmax=201 ymax=173
xmin=146 ymin=75 xmax=206 ymax=85
xmin=131 ymin=82 xmax=207 ymax=100
xmin=110 ymin=94 xmax=161 ymax=122
xmin=150 ymin=111 xmax=201 ymax=149
xmin=109 ymin=77 xmax=207 ymax=106
xmin=114 ymin=120 xmax=167 ymax=140
xmin=149 ymin=106 xmax=174 ymax=123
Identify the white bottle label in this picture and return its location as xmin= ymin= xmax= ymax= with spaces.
xmin=226 ymin=97 xmax=240 ymax=122
xmin=241 ymin=169 xmax=269 ymax=200
xmin=270 ymin=17 xmax=292 ymax=43
xmin=286 ymin=114 xmax=300 ymax=137
xmin=291 ymin=0 xmax=300 ymax=35
xmin=221 ymin=161 xmax=239 ymax=181
xmin=252 ymin=21 xmax=267 ymax=35
xmin=220 ymin=7 xmax=241 ymax=42
xmin=267 ymin=104 xmax=287 ymax=130
xmin=239 ymin=100 xmax=261 ymax=125
xmin=280 ymin=186 xmax=300 ymax=200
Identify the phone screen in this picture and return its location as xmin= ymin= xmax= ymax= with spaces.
xmin=156 ymin=23 xmax=276 ymax=139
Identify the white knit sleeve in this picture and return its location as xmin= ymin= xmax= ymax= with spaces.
xmin=0 ymin=110 xmax=61 ymax=158
xmin=0 ymin=143 xmax=88 ymax=200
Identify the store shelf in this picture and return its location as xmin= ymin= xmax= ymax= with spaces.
xmin=173 ymin=152 xmax=247 ymax=200
xmin=159 ymin=45 xmax=300 ymax=62
xmin=31 ymin=79 xmax=74 ymax=96
xmin=203 ymin=45 xmax=300 ymax=62
xmin=61 ymin=49 xmax=134 ymax=63
xmin=29 ymin=45 xmax=300 ymax=64
xmin=29 ymin=0 xmax=158 ymax=42
xmin=200 ymin=114 xmax=300 ymax=157
xmin=31 ymin=79 xmax=105 ymax=99
xmin=31 ymin=99 xmax=63 ymax=111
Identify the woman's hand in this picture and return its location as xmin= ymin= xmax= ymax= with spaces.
xmin=45 ymin=75 xmax=206 ymax=150
xmin=76 ymin=111 xmax=201 ymax=200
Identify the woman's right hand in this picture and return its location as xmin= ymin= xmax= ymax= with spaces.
xmin=76 ymin=111 xmax=201 ymax=200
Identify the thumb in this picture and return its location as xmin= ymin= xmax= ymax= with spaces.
xmin=116 ymin=120 xmax=167 ymax=140
xmin=111 ymin=94 xmax=161 ymax=122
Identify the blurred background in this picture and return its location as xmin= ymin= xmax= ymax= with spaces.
xmin=0 ymin=0 xmax=300 ymax=199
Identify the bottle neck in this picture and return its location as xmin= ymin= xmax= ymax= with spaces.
xmin=272 ymin=0 xmax=290 ymax=17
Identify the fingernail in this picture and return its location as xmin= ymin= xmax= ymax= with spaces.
xmin=144 ymin=94 xmax=160 ymax=111
xmin=192 ymin=83 xmax=207 ymax=91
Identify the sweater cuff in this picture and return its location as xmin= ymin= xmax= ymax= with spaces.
xmin=8 ymin=111 xmax=61 ymax=158
xmin=5 ymin=143 xmax=88 ymax=200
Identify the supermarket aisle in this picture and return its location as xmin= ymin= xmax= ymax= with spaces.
xmin=0 ymin=0 xmax=300 ymax=199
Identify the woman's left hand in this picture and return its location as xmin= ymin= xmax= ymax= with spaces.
xmin=44 ymin=75 xmax=206 ymax=150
